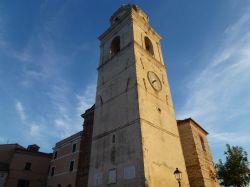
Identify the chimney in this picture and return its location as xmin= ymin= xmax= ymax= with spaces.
xmin=27 ymin=144 xmax=40 ymax=152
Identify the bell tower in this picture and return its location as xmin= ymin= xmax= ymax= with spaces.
xmin=88 ymin=5 xmax=190 ymax=187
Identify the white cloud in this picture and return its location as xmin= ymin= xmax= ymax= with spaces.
xmin=29 ymin=123 xmax=41 ymax=137
xmin=76 ymin=82 xmax=96 ymax=115
xmin=208 ymin=131 xmax=250 ymax=146
xmin=15 ymin=101 xmax=27 ymax=122
xmin=0 ymin=2 xmax=97 ymax=151
xmin=54 ymin=118 xmax=72 ymax=138
xmin=177 ymin=8 xmax=250 ymax=144
xmin=47 ymin=81 xmax=96 ymax=139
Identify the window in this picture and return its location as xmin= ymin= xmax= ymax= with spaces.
xmin=200 ymin=136 xmax=206 ymax=152
xmin=110 ymin=36 xmax=120 ymax=57
xmin=108 ymin=168 xmax=117 ymax=184
xmin=24 ymin=162 xmax=31 ymax=170
xmin=51 ymin=167 xmax=55 ymax=176
xmin=69 ymin=161 xmax=74 ymax=171
xmin=112 ymin=134 xmax=115 ymax=143
xmin=57 ymin=184 xmax=61 ymax=187
xmin=72 ymin=143 xmax=76 ymax=153
xmin=17 ymin=179 xmax=29 ymax=187
xmin=67 ymin=185 xmax=71 ymax=187
xmin=54 ymin=151 xmax=57 ymax=159
xmin=144 ymin=36 xmax=154 ymax=56
xmin=94 ymin=172 xmax=102 ymax=185
xmin=124 ymin=165 xmax=136 ymax=179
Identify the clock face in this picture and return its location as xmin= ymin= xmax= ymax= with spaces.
xmin=147 ymin=71 xmax=162 ymax=92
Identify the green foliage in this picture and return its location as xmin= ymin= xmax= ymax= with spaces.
xmin=216 ymin=144 xmax=250 ymax=187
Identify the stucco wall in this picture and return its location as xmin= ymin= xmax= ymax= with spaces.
xmin=5 ymin=151 xmax=51 ymax=187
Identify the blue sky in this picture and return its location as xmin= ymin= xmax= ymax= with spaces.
xmin=0 ymin=0 xmax=250 ymax=162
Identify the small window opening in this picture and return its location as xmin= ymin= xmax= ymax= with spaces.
xmin=17 ymin=179 xmax=29 ymax=187
xmin=24 ymin=162 xmax=31 ymax=170
xmin=144 ymin=36 xmax=154 ymax=56
xmin=124 ymin=165 xmax=136 ymax=179
xmin=94 ymin=172 xmax=102 ymax=185
xmin=108 ymin=168 xmax=117 ymax=184
xmin=72 ymin=143 xmax=76 ymax=153
xmin=69 ymin=161 xmax=74 ymax=171
xmin=115 ymin=17 xmax=119 ymax=22
xmin=54 ymin=151 xmax=57 ymax=159
xmin=166 ymin=95 xmax=169 ymax=105
xmin=112 ymin=135 xmax=115 ymax=143
xmin=51 ymin=167 xmax=55 ymax=176
xmin=110 ymin=36 xmax=120 ymax=57
xmin=200 ymin=136 xmax=206 ymax=152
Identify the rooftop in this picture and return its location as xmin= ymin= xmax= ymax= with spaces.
xmin=177 ymin=118 xmax=209 ymax=135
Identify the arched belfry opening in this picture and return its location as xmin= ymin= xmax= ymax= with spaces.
xmin=110 ymin=36 xmax=120 ymax=57
xmin=144 ymin=36 xmax=154 ymax=56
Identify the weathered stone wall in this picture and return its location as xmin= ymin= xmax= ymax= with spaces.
xmin=177 ymin=119 xmax=219 ymax=187
xmin=133 ymin=9 xmax=190 ymax=186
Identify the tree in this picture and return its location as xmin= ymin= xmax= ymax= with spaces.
xmin=216 ymin=144 xmax=250 ymax=187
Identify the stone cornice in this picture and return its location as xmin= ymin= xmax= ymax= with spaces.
xmin=98 ymin=8 xmax=161 ymax=42
xmin=98 ymin=11 xmax=132 ymax=41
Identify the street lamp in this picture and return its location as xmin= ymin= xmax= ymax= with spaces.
xmin=174 ymin=168 xmax=182 ymax=187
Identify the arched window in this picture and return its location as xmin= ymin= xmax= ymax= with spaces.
xmin=144 ymin=36 xmax=154 ymax=56
xmin=110 ymin=36 xmax=120 ymax=57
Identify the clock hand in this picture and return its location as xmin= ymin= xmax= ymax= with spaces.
xmin=152 ymin=80 xmax=157 ymax=84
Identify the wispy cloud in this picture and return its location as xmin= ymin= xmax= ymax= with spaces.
xmin=15 ymin=101 xmax=26 ymax=122
xmin=76 ymin=83 xmax=96 ymax=115
xmin=0 ymin=1 xmax=97 ymax=151
xmin=177 ymin=8 xmax=250 ymax=144
xmin=15 ymin=101 xmax=44 ymax=138
xmin=46 ymin=80 xmax=96 ymax=139
xmin=29 ymin=123 xmax=42 ymax=137
xmin=209 ymin=131 xmax=250 ymax=145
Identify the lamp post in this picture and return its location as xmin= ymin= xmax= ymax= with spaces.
xmin=174 ymin=168 xmax=182 ymax=187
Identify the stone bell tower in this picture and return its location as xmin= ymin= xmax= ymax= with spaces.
xmin=88 ymin=5 xmax=190 ymax=187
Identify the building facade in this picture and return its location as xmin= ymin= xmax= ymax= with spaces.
xmin=47 ymin=105 xmax=94 ymax=187
xmin=47 ymin=131 xmax=82 ymax=187
xmin=0 ymin=5 xmax=220 ymax=187
xmin=177 ymin=118 xmax=219 ymax=187
xmin=88 ymin=4 xmax=190 ymax=187
xmin=0 ymin=144 xmax=51 ymax=187
xmin=76 ymin=105 xmax=95 ymax=187
xmin=0 ymin=144 xmax=24 ymax=187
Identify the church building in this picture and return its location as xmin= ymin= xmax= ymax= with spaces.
xmin=84 ymin=4 xmax=219 ymax=187
xmin=47 ymin=4 xmax=219 ymax=187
